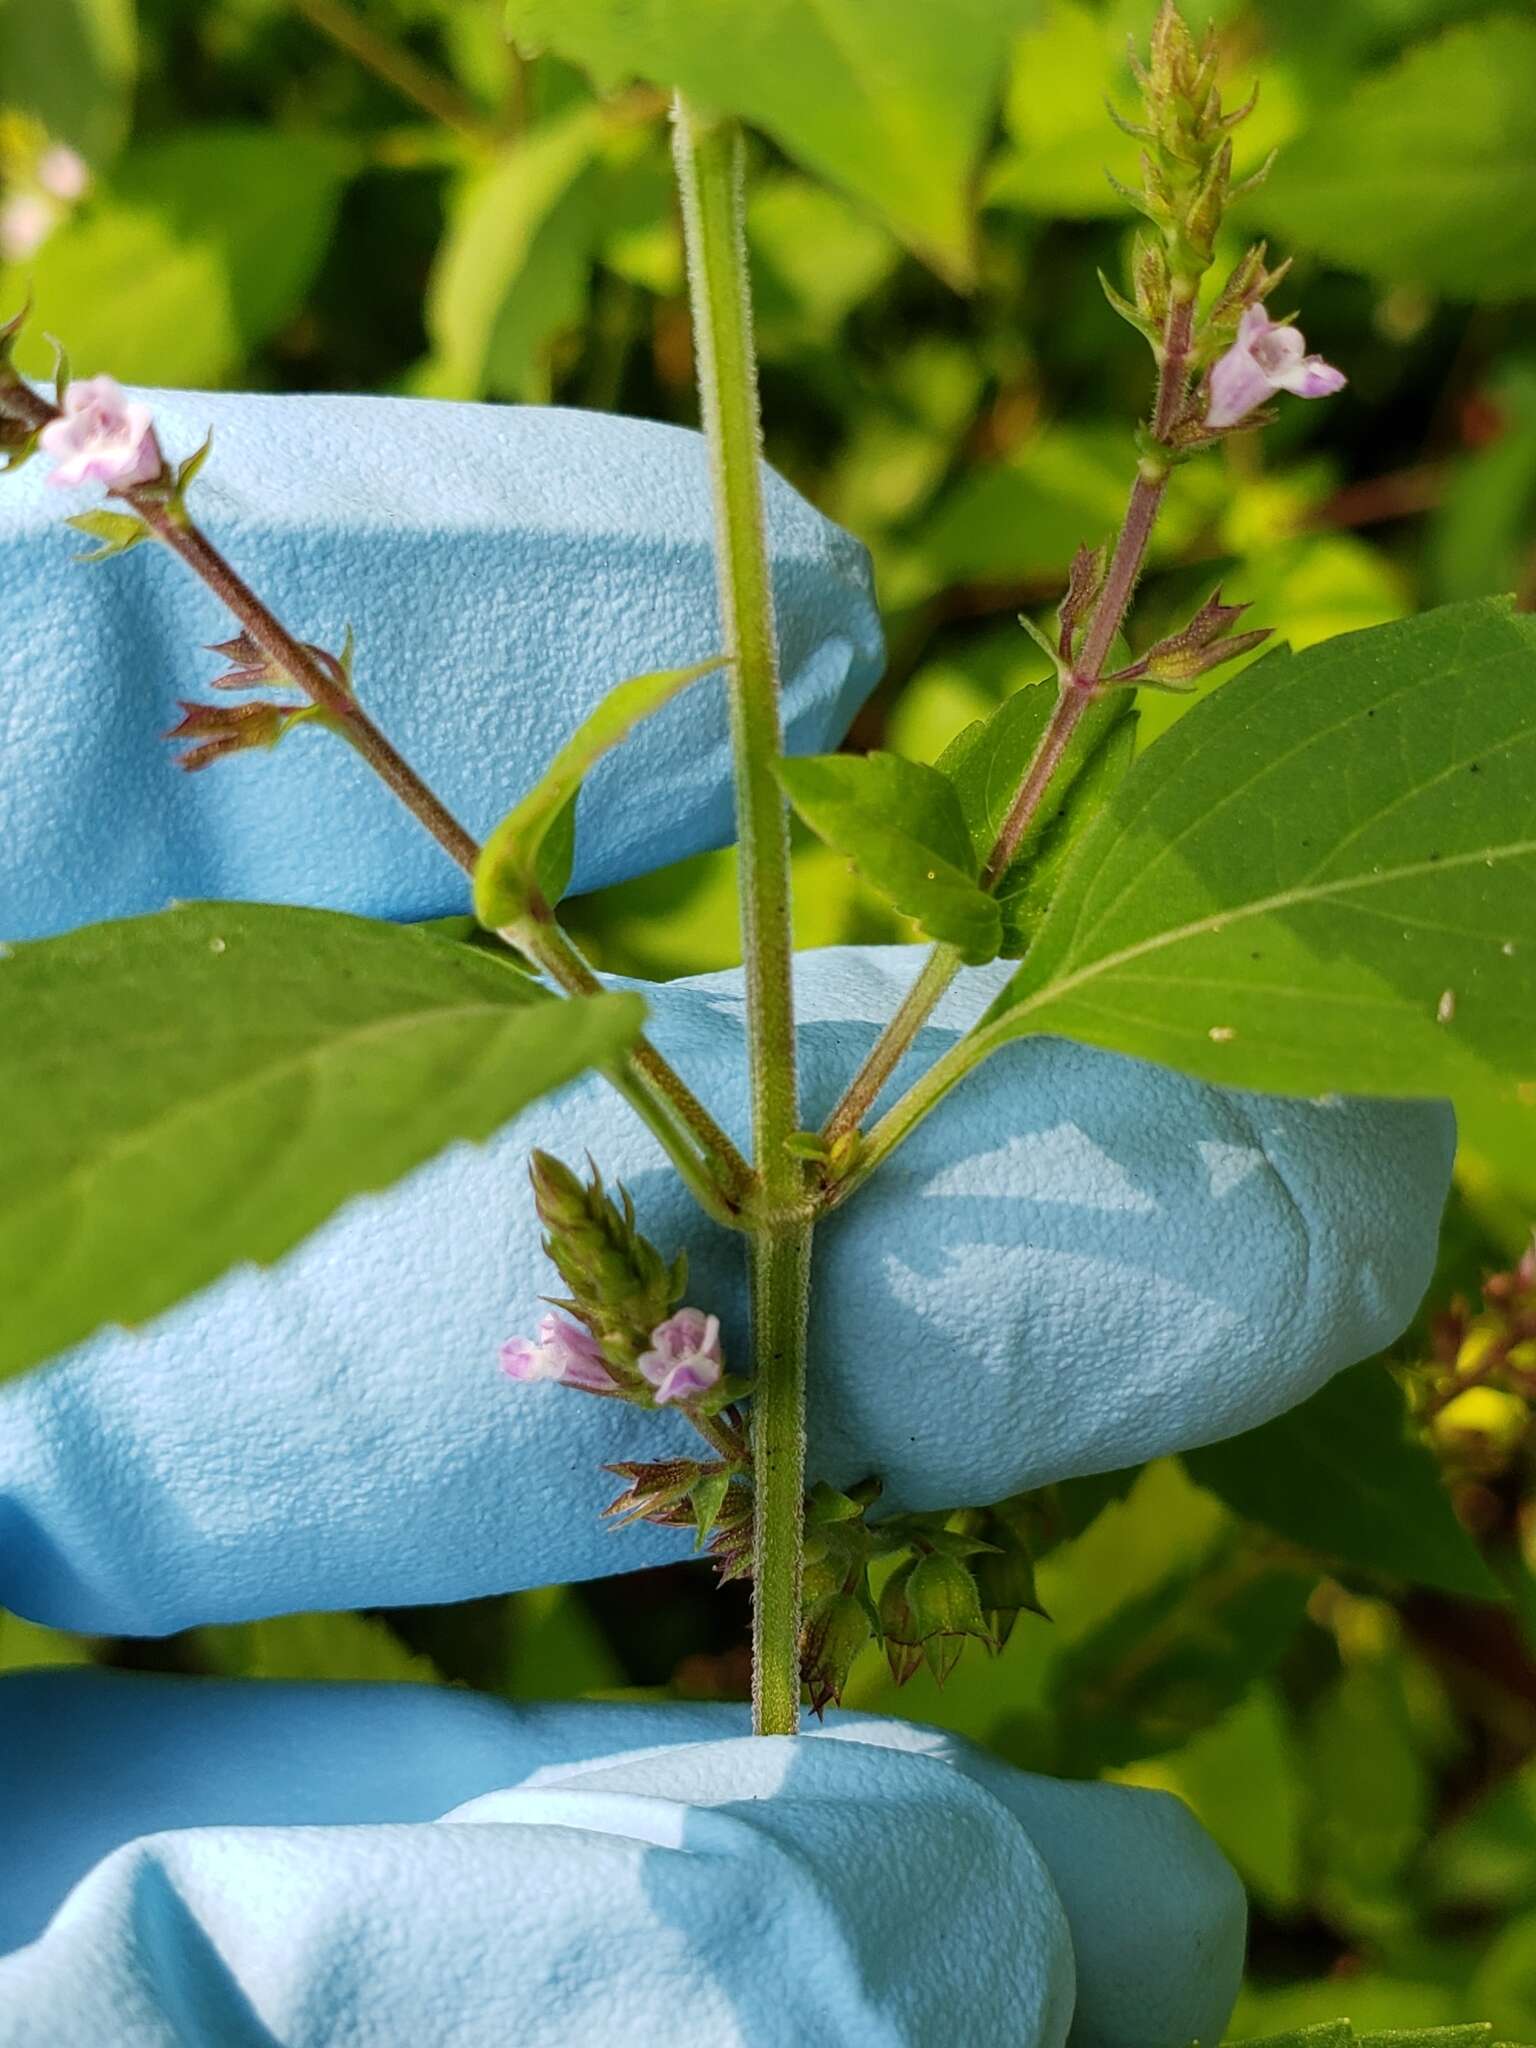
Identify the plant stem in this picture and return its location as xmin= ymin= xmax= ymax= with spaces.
xmin=0 ymin=370 xmax=752 ymax=1229
xmin=145 ymin=507 xmax=485 ymax=874
xmin=293 ymin=0 xmax=495 ymax=145
xmin=673 ymin=97 xmax=810 ymax=1736
xmin=748 ymin=1222 xmax=814 ymax=1733
xmin=818 ymin=285 xmax=1197 ymax=1171
xmin=506 ymin=914 xmax=753 ymax=1217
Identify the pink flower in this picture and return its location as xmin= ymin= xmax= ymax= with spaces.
xmin=39 ymin=375 xmax=163 ymax=491
xmin=638 ymin=1308 xmax=724 ymax=1406
xmin=500 ymin=1314 xmax=615 ymax=1394
xmin=1206 ymin=305 xmax=1346 ymax=431
xmin=37 ymin=145 xmax=90 ymax=203
xmin=0 ymin=193 xmax=55 ymax=264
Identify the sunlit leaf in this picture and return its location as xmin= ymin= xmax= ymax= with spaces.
xmin=0 ymin=903 xmax=646 ymax=1382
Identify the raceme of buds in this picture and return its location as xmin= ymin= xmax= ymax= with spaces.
xmin=1205 ymin=305 xmax=1346 ymax=432
xmin=1110 ymin=2 xmax=1268 ymax=292
xmin=39 ymin=375 xmax=163 ymax=492
xmin=501 ymin=1313 xmax=619 ymax=1396
xmin=528 ymin=1150 xmax=686 ymax=1374
xmin=638 ymin=1308 xmax=724 ymax=1406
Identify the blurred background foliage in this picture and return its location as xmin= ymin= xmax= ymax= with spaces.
xmin=2 ymin=0 xmax=1535 ymax=2030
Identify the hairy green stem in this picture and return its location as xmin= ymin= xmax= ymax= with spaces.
xmin=673 ymin=97 xmax=810 ymax=1736
xmin=507 ymin=915 xmax=753 ymax=1223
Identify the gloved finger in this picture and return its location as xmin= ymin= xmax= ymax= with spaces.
xmin=0 ymin=1672 xmax=1077 ymax=2048
xmin=0 ymin=945 xmax=1453 ymax=1634
xmin=0 ymin=390 xmax=881 ymax=940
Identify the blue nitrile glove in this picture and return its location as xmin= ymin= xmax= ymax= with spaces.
xmin=0 ymin=391 xmax=882 ymax=940
xmin=0 ymin=1670 xmax=1246 ymax=2048
xmin=0 ymin=945 xmax=1453 ymax=1633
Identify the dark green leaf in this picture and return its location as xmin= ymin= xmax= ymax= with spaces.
xmin=474 ymin=656 xmax=724 ymax=926
xmin=1184 ymin=1364 xmax=1503 ymax=1602
xmin=979 ymin=600 xmax=1536 ymax=1131
xmin=939 ymin=684 xmax=1137 ymax=955
xmin=505 ymin=0 xmax=1035 ymax=284
xmin=776 ymin=751 xmax=1001 ymax=963
xmin=0 ymin=903 xmax=646 ymax=1382
xmin=1039 ymin=1543 xmax=1311 ymax=1775
xmin=1255 ymin=19 xmax=1536 ymax=302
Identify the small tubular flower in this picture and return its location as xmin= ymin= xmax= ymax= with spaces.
xmin=1206 ymin=304 xmax=1345 ymax=430
xmin=39 ymin=376 xmax=162 ymax=491
xmin=638 ymin=1309 xmax=724 ymax=1406
xmin=500 ymin=1314 xmax=615 ymax=1395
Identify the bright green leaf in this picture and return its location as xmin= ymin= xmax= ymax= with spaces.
xmin=0 ymin=903 xmax=646 ymax=1383
xmin=424 ymin=106 xmax=604 ymax=400
xmin=776 ymin=751 xmax=1002 ymax=963
xmin=978 ymin=599 xmax=1536 ymax=1130
xmin=1254 ymin=18 xmax=1536 ymax=302
xmin=1184 ymin=1364 xmax=1503 ymax=1602
xmin=506 ymin=0 xmax=1037 ymax=283
xmin=474 ymin=656 xmax=725 ymax=927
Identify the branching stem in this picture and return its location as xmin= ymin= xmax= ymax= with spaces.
xmin=0 ymin=369 xmax=749 ymax=1226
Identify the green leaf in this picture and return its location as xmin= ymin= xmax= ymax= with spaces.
xmin=939 ymin=684 xmax=1137 ymax=956
xmin=978 ymin=599 xmax=1536 ymax=1131
xmin=1184 ymin=1364 xmax=1503 ymax=1603
xmin=196 ymin=1610 xmax=443 ymax=1686
xmin=423 ymin=106 xmax=604 ymax=401
xmin=776 ymin=752 xmax=1002 ymax=963
xmin=1040 ymin=1541 xmax=1311 ymax=1776
xmin=7 ymin=129 xmax=357 ymax=388
xmin=0 ymin=0 xmax=137 ymax=165
xmin=1254 ymin=18 xmax=1536 ymax=302
xmin=1111 ymin=1685 xmax=1307 ymax=1915
xmin=474 ymin=656 xmax=725 ymax=926
xmin=0 ymin=903 xmax=646 ymax=1383
xmin=505 ymin=0 xmax=1035 ymax=284
xmin=1307 ymin=1652 xmax=1432 ymax=1937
